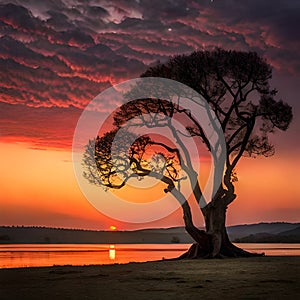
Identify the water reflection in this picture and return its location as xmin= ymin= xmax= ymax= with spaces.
xmin=0 ymin=244 xmax=299 ymax=269
xmin=109 ymin=245 xmax=115 ymax=260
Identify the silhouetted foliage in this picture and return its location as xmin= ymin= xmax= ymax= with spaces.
xmin=83 ymin=49 xmax=293 ymax=258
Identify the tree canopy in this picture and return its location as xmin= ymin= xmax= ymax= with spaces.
xmin=83 ymin=49 xmax=293 ymax=258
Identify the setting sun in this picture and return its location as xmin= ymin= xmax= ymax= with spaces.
xmin=109 ymin=225 xmax=117 ymax=231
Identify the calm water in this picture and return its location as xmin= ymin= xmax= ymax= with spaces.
xmin=0 ymin=243 xmax=299 ymax=269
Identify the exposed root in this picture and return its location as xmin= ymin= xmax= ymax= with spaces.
xmin=179 ymin=243 xmax=212 ymax=259
xmin=178 ymin=242 xmax=265 ymax=260
xmin=221 ymin=242 xmax=265 ymax=258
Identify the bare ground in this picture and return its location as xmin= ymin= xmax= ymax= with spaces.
xmin=0 ymin=256 xmax=299 ymax=300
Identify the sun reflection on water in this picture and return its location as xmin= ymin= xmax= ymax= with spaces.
xmin=109 ymin=245 xmax=116 ymax=260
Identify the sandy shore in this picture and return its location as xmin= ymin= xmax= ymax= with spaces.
xmin=0 ymin=256 xmax=299 ymax=299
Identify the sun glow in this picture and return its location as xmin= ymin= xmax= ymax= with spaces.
xmin=109 ymin=225 xmax=117 ymax=231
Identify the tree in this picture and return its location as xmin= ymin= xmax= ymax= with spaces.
xmin=83 ymin=49 xmax=293 ymax=258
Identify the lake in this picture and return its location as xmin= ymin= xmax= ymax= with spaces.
xmin=0 ymin=243 xmax=299 ymax=269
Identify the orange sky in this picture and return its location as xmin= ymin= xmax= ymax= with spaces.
xmin=0 ymin=140 xmax=299 ymax=230
xmin=1 ymin=73 xmax=298 ymax=230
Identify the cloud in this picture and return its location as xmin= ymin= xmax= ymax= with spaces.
xmin=0 ymin=0 xmax=299 ymax=149
xmin=0 ymin=56 xmax=112 ymax=108
xmin=0 ymin=3 xmax=40 ymax=30
xmin=0 ymin=102 xmax=82 ymax=149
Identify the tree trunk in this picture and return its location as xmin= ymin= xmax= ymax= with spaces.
xmin=180 ymin=198 xmax=265 ymax=259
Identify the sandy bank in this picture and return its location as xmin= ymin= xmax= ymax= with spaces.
xmin=0 ymin=256 xmax=299 ymax=299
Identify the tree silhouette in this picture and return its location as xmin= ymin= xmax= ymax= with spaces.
xmin=83 ymin=49 xmax=293 ymax=258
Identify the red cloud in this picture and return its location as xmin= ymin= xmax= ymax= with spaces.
xmin=0 ymin=1 xmax=299 ymax=150
xmin=0 ymin=102 xmax=82 ymax=150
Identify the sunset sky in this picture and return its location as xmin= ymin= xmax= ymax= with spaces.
xmin=0 ymin=0 xmax=299 ymax=230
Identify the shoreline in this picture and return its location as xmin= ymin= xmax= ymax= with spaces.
xmin=0 ymin=256 xmax=299 ymax=299
xmin=0 ymin=254 xmax=299 ymax=271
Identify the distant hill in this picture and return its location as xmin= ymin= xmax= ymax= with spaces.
xmin=0 ymin=222 xmax=299 ymax=244
xmin=233 ymin=225 xmax=300 ymax=243
xmin=0 ymin=226 xmax=193 ymax=244
xmin=227 ymin=222 xmax=300 ymax=240
xmin=279 ymin=226 xmax=300 ymax=236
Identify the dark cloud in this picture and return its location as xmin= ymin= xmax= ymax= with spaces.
xmin=46 ymin=10 xmax=75 ymax=31
xmin=139 ymin=0 xmax=197 ymax=21
xmin=115 ymin=45 xmax=166 ymax=64
xmin=0 ymin=56 xmax=111 ymax=108
xmin=85 ymin=5 xmax=110 ymax=18
xmin=58 ymin=29 xmax=95 ymax=48
xmin=0 ymin=3 xmax=39 ymax=30
xmin=0 ymin=36 xmax=70 ymax=72
xmin=0 ymin=0 xmax=299 ymax=149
